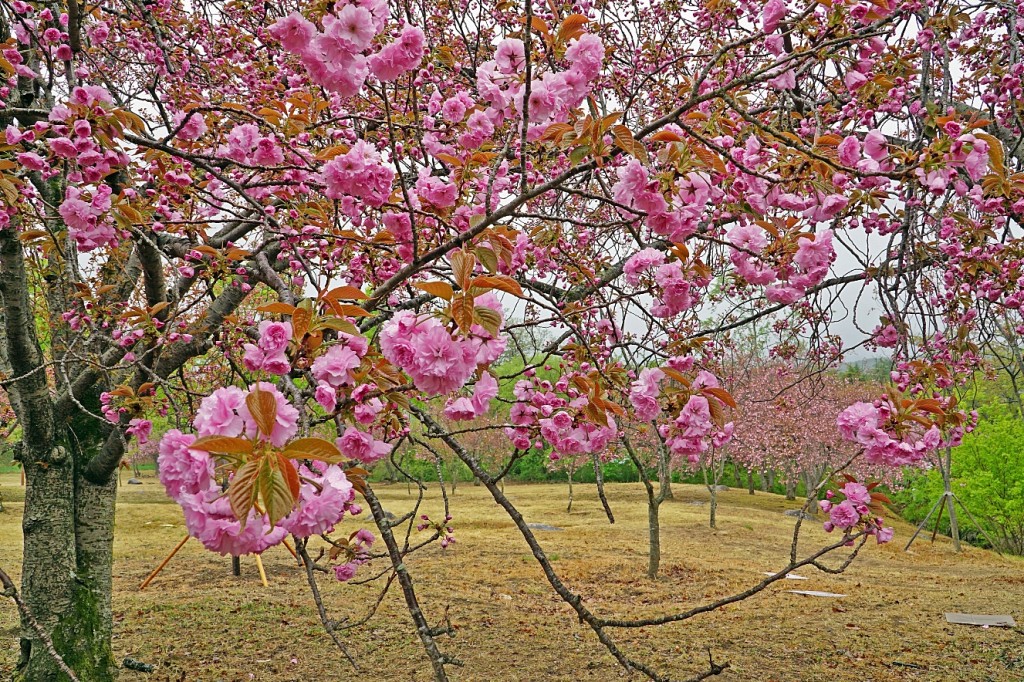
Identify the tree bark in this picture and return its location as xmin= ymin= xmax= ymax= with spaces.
xmin=747 ymin=468 xmax=755 ymax=495
xmin=16 ymin=450 xmax=118 ymax=681
xmin=566 ymin=463 xmax=574 ymax=513
xmin=709 ymin=487 xmax=718 ymax=529
xmin=592 ymin=454 xmax=614 ymax=524
xmin=647 ymin=498 xmax=661 ymax=578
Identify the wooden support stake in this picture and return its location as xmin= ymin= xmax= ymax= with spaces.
xmin=139 ymin=535 xmax=189 ymax=591
xmin=282 ymin=537 xmax=301 ymax=566
xmin=254 ymin=553 xmax=269 ymax=587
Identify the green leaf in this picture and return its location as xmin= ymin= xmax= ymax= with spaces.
xmin=474 ymin=305 xmax=502 ymax=337
xmin=317 ymin=317 xmax=360 ymax=335
xmin=569 ymin=145 xmax=590 ymax=166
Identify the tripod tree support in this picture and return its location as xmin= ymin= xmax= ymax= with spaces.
xmin=903 ymin=491 xmax=1002 ymax=555
xmin=139 ymin=535 xmax=190 ymax=590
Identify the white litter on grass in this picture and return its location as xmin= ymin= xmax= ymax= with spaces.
xmin=763 ymin=572 xmax=808 ymax=580
xmin=786 ymin=590 xmax=846 ymax=598
xmin=945 ymin=613 xmax=1016 ymax=627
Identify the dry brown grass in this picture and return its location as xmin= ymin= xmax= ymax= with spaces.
xmin=1 ymin=473 xmax=1022 ymax=681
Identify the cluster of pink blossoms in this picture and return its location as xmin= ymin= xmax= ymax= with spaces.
xmin=727 ymin=226 xmax=835 ymax=304
xmin=505 ymin=368 xmax=617 ymax=460
xmin=217 ymin=123 xmax=285 ymax=166
xmin=443 ymin=371 xmax=499 ymax=421
xmin=622 ymin=248 xmax=707 ymax=317
xmin=612 ymin=161 xmax=720 ymax=243
xmin=321 ymin=140 xmax=395 ymax=208
xmin=269 ymin=3 xmax=424 ymax=98
xmin=628 ymin=359 xmax=734 ymax=462
xmin=836 ymin=400 xmax=941 ymax=466
xmin=157 ymin=383 xmax=360 ymax=558
xmin=477 ymin=33 xmax=604 ymax=131
xmin=302 ymin=328 xmax=386 ymax=426
xmin=332 ymin=529 xmax=375 ymax=581
xmin=6 ymin=82 xmax=128 ymax=249
xmin=243 ymin=321 xmax=292 ymax=375
xmin=819 ymin=482 xmax=894 ymax=545
xmin=379 ymin=294 xmax=505 ymax=396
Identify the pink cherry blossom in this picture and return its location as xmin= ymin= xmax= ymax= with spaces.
xmin=280 ymin=464 xmax=354 ymax=538
xmin=194 ymin=386 xmax=248 ymax=438
xmin=336 ymin=426 xmax=391 ymax=464
xmin=762 ymin=0 xmax=787 ymax=33
xmin=312 ymin=345 xmax=361 ymax=388
xmin=157 ymin=429 xmax=214 ymax=500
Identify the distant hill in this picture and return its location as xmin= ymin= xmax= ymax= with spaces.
xmin=839 ymin=357 xmax=893 ymax=382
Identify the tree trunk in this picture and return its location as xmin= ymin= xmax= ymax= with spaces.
xmin=658 ymin=453 xmax=673 ymax=500
xmin=747 ymin=468 xmax=755 ymax=495
xmin=709 ymin=487 xmax=718 ymax=529
xmin=16 ymin=449 xmax=117 ymax=682
xmin=785 ymin=479 xmax=797 ymax=501
xmin=647 ymin=497 xmax=661 ymax=578
xmin=592 ymin=454 xmax=614 ymax=524
xmin=566 ymin=464 xmax=574 ymax=513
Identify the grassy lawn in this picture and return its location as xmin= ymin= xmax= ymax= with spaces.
xmin=1 ymin=473 xmax=1022 ymax=681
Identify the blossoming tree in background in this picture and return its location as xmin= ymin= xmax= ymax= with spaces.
xmin=1 ymin=0 xmax=1022 ymax=679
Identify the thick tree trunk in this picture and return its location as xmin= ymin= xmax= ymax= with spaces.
xmin=17 ymin=451 xmax=117 ymax=681
xmin=747 ymin=468 xmax=755 ymax=495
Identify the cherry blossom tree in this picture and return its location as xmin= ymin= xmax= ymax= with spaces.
xmin=1 ymin=0 xmax=1020 ymax=679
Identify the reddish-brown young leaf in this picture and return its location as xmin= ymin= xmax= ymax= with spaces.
xmin=412 ymin=281 xmax=455 ymax=300
xmin=471 ymin=274 xmax=523 ymax=297
xmin=556 ymin=13 xmax=589 ymax=43
xmin=257 ymin=302 xmax=297 ymax=315
xmin=284 ymin=437 xmax=345 ymax=463
xmin=291 ymin=306 xmax=313 ymax=339
xmin=451 ymin=249 xmax=476 ymax=288
xmin=703 ymin=386 xmax=738 ymax=409
xmin=246 ymin=385 xmax=279 ymax=439
xmin=228 ymin=459 xmax=261 ymax=527
xmin=347 ymin=470 xmax=368 ymax=496
xmin=661 ymin=368 xmax=691 ymax=387
xmin=452 ymin=294 xmax=475 ymax=332
xmin=433 ymin=152 xmax=464 ymax=167
xmin=331 ymin=303 xmax=373 ymax=318
xmin=190 ymin=435 xmax=254 ymax=455
xmin=610 ymin=125 xmax=649 ymax=163
xmin=324 ymin=285 xmax=368 ymax=300
xmin=275 ymin=452 xmax=301 ymax=501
